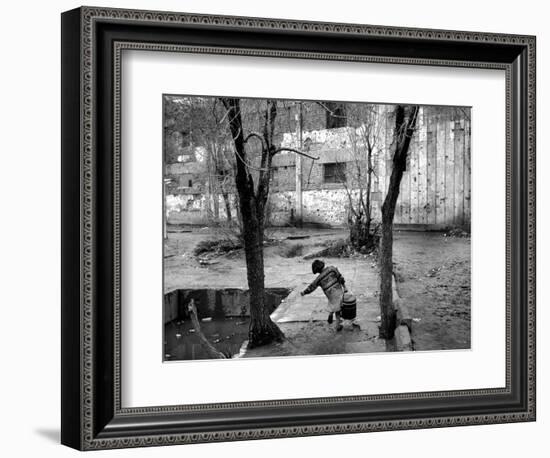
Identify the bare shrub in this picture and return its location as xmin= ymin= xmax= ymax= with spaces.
xmin=280 ymin=243 xmax=304 ymax=258
xmin=193 ymin=239 xmax=242 ymax=256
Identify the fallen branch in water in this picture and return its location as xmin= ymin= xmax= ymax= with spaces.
xmin=187 ymin=299 xmax=227 ymax=359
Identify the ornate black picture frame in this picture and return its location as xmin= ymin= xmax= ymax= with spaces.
xmin=61 ymin=6 xmax=536 ymax=450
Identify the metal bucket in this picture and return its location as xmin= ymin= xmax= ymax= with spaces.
xmin=341 ymin=291 xmax=357 ymax=320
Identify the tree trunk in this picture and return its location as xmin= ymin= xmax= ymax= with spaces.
xmin=222 ymin=192 xmax=232 ymax=222
xmin=220 ymin=98 xmax=284 ymax=348
xmin=379 ymin=105 xmax=419 ymax=339
xmin=242 ymin=213 xmax=284 ymax=347
xmin=379 ymin=211 xmax=396 ymax=339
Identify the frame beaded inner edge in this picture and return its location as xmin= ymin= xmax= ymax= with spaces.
xmin=78 ymin=6 xmax=536 ymax=449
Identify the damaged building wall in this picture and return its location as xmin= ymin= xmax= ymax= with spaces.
xmin=165 ymin=105 xmax=471 ymax=229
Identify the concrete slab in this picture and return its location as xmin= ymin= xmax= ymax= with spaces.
xmin=395 ymin=325 xmax=413 ymax=351
xmin=270 ymin=286 xmax=327 ymax=323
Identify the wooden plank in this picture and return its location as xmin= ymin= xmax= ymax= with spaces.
xmin=426 ymin=110 xmax=437 ymax=224
xmin=384 ymin=106 xmax=395 ymax=220
xmin=445 ymin=115 xmax=455 ymax=225
xmin=398 ymin=169 xmax=409 ymax=225
xmin=388 ymin=107 xmax=404 ymax=224
xmin=435 ymin=112 xmax=446 ymax=224
xmin=463 ymin=114 xmax=471 ymax=227
xmin=416 ymin=108 xmax=428 ymax=224
xmin=453 ymin=115 xmax=465 ymax=226
xmin=386 ymin=106 xmax=393 ymax=193
xmin=409 ymin=109 xmax=420 ymax=224
xmin=398 ymin=108 xmax=410 ymax=224
xmin=379 ymin=106 xmax=389 ymax=199
xmin=396 ymin=156 xmax=404 ymax=222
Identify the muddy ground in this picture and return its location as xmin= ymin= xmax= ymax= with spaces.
xmin=392 ymin=232 xmax=471 ymax=350
xmin=164 ymin=226 xmax=470 ymax=354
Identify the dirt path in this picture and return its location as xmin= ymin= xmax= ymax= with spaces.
xmin=393 ymin=231 xmax=471 ymax=351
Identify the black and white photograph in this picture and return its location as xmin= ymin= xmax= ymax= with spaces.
xmin=0 ymin=0 xmax=544 ymax=454
xmin=162 ymin=96 xmax=471 ymax=361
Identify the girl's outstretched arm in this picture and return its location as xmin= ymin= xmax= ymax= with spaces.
xmin=301 ymin=276 xmax=320 ymax=295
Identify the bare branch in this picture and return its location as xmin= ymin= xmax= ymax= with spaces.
xmin=187 ymin=300 xmax=226 ymax=359
xmin=243 ymin=132 xmax=266 ymax=150
xmin=315 ymin=101 xmax=348 ymax=119
xmin=271 ymin=147 xmax=319 ymax=160
xmin=233 ymin=148 xmax=269 ymax=172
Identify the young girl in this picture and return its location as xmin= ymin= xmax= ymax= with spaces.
xmin=301 ymin=259 xmax=350 ymax=331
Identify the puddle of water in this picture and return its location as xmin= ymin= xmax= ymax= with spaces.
xmin=165 ymin=317 xmax=250 ymax=361
xmin=164 ymin=288 xmax=290 ymax=361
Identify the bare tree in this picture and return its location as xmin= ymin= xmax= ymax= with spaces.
xmin=219 ymin=97 xmax=317 ymax=348
xmin=336 ymin=104 xmax=385 ymax=251
xmin=191 ymin=99 xmax=236 ymax=224
xmin=379 ymin=104 xmax=419 ymax=339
